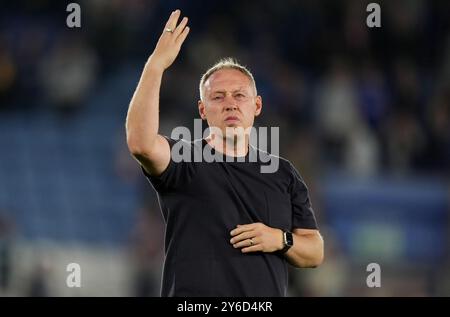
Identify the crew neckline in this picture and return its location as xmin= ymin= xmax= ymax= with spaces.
xmin=201 ymin=138 xmax=255 ymax=160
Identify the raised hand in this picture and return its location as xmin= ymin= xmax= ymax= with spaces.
xmin=147 ymin=9 xmax=190 ymax=72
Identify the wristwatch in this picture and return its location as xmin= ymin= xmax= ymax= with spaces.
xmin=281 ymin=231 xmax=293 ymax=253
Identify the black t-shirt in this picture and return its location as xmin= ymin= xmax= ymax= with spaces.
xmin=142 ymin=138 xmax=318 ymax=297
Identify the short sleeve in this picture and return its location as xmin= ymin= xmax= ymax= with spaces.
xmin=289 ymin=163 xmax=318 ymax=230
xmin=142 ymin=137 xmax=198 ymax=192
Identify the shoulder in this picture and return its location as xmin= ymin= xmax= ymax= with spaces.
xmin=165 ymin=137 xmax=204 ymax=159
xmin=250 ymin=146 xmax=300 ymax=180
xmin=168 ymin=137 xmax=203 ymax=149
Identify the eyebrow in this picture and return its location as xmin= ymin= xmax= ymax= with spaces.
xmin=211 ymin=88 xmax=247 ymax=94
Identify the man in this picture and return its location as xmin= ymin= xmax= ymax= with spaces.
xmin=126 ymin=9 xmax=324 ymax=297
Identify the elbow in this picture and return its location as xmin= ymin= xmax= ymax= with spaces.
xmin=298 ymin=253 xmax=323 ymax=269
xmin=125 ymin=122 xmax=144 ymax=155
xmin=127 ymin=143 xmax=153 ymax=161
xmin=125 ymin=120 xmax=158 ymax=157
xmin=127 ymin=140 xmax=143 ymax=157
xmin=295 ymin=235 xmax=324 ymax=269
xmin=126 ymin=134 xmax=142 ymax=156
xmin=125 ymin=117 xmax=159 ymax=156
xmin=311 ymin=249 xmax=324 ymax=268
xmin=312 ymin=238 xmax=325 ymax=268
xmin=126 ymin=133 xmax=153 ymax=158
xmin=311 ymin=235 xmax=325 ymax=268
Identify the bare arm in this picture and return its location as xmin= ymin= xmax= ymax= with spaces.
xmin=230 ymin=224 xmax=324 ymax=268
xmin=125 ymin=9 xmax=190 ymax=176
xmin=284 ymin=228 xmax=324 ymax=268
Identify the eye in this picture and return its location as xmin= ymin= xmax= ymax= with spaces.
xmin=213 ymin=96 xmax=223 ymax=100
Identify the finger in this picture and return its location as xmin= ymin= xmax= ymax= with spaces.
xmin=163 ymin=10 xmax=176 ymax=29
xmin=230 ymin=231 xmax=254 ymax=244
xmin=241 ymin=244 xmax=263 ymax=253
xmin=173 ymin=16 xmax=188 ymax=37
xmin=230 ymin=223 xmax=255 ymax=236
xmin=175 ymin=26 xmax=190 ymax=46
xmin=233 ymin=237 xmax=258 ymax=249
xmin=165 ymin=9 xmax=181 ymax=30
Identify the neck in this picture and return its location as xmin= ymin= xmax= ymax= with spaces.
xmin=206 ymin=133 xmax=249 ymax=157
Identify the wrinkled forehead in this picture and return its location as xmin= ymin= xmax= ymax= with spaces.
xmin=204 ymin=69 xmax=253 ymax=94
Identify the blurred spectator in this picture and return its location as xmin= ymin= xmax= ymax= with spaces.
xmin=356 ymin=59 xmax=389 ymax=131
xmin=383 ymin=110 xmax=426 ymax=174
xmin=0 ymin=41 xmax=17 ymax=110
xmin=0 ymin=212 xmax=14 ymax=293
xmin=27 ymin=259 xmax=51 ymax=297
xmin=425 ymin=83 xmax=450 ymax=175
xmin=345 ymin=122 xmax=380 ymax=177
xmin=128 ymin=205 xmax=164 ymax=297
xmin=315 ymin=58 xmax=361 ymax=167
xmin=39 ymin=35 xmax=99 ymax=114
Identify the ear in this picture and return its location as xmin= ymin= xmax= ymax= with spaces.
xmin=254 ymin=95 xmax=262 ymax=117
xmin=198 ymin=100 xmax=207 ymax=120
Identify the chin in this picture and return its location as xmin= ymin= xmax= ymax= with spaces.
xmin=225 ymin=127 xmax=248 ymax=140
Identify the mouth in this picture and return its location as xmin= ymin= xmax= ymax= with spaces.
xmin=224 ymin=116 xmax=240 ymax=123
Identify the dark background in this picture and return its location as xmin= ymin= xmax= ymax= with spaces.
xmin=0 ymin=0 xmax=449 ymax=296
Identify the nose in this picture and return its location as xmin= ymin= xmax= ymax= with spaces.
xmin=225 ymin=104 xmax=238 ymax=111
xmin=224 ymin=94 xmax=238 ymax=111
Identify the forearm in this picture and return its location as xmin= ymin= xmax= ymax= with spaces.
xmin=229 ymin=223 xmax=324 ymax=269
xmin=126 ymin=59 xmax=164 ymax=153
xmin=126 ymin=10 xmax=189 ymax=154
xmin=284 ymin=232 xmax=324 ymax=268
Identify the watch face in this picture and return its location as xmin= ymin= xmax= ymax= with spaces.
xmin=284 ymin=231 xmax=293 ymax=247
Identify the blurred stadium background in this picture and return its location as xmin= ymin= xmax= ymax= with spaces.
xmin=0 ymin=0 xmax=449 ymax=296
